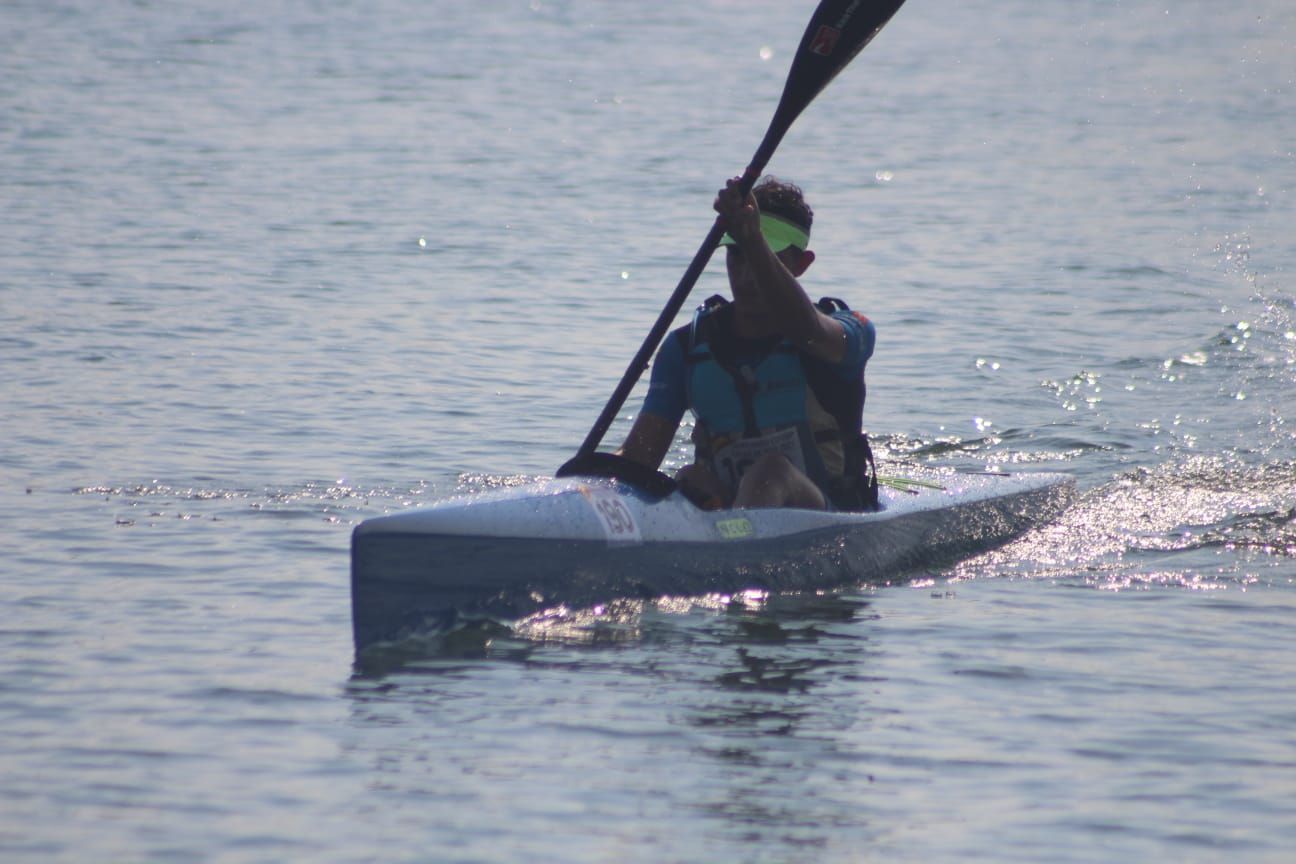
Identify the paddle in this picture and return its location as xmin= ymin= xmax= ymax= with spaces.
xmin=557 ymin=0 xmax=908 ymax=488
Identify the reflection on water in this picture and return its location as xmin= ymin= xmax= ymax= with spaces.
xmin=353 ymin=589 xmax=877 ymax=676
xmin=344 ymin=589 xmax=887 ymax=857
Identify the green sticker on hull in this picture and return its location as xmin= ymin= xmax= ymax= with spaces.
xmin=715 ymin=518 xmax=754 ymax=540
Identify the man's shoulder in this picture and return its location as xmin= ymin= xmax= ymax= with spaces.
xmin=674 ymin=295 xmax=733 ymax=351
xmin=835 ymin=308 xmax=874 ymax=336
xmin=813 ymin=299 xmax=874 ymax=369
xmin=815 ymin=296 xmax=871 ymax=325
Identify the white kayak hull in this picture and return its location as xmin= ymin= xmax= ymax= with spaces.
xmin=350 ymin=470 xmax=1073 ymax=653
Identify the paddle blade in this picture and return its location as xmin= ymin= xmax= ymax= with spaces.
xmin=758 ymin=0 xmax=907 ymax=165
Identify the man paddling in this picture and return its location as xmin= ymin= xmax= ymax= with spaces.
xmin=619 ymin=176 xmax=878 ymax=511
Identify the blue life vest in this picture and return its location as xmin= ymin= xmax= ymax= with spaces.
xmin=676 ymin=295 xmax=880 ymax=511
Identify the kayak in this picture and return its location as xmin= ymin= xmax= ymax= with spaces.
xmin=351 ymin=0 xmax=926 ymax=656
xmin=350 ymin=464 xmax=1073 ymax=654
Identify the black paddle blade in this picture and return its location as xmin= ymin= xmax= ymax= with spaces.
xmin=755 ymin=0 xmax=908 ymax=169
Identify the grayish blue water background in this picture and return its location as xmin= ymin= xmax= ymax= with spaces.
xmin=2 ymin=0 xmax=1294 ymax=860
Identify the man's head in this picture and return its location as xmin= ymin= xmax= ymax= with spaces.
xmin=723 ymin=176 xmax=817 ymax=301
xmin=720 ymin=176 xmax=814 ymax=254
xmin=751 ymin=176 xmax=813 ymax=246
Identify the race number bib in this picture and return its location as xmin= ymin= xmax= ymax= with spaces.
xmin=711 ymin=426 xmax=806 ymax=493
xmin=579 ymin=485 xmax=642 ymax=544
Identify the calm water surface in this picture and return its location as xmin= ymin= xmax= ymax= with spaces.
xmin=2 ymin=0 xmax=1294 ymax=861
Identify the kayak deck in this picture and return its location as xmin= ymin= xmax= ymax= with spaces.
xmin=350 ymin=470 xmax=1073 ymax=654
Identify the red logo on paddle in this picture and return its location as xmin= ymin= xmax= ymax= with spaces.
xmin=810 ymin=25 xmax=841 ymax=56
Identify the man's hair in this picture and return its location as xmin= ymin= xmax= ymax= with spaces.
xmin=753 ymin=176 xmax=813 ymax=233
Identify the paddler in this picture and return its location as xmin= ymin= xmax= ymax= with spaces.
xmin=619 ymin=176 xmax=878 ymax=511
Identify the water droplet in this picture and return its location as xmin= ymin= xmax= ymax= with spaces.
xmin=759 ymin=46 xmax=774 ymax=61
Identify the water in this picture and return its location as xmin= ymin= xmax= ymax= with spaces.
xmin=2 ymin=0 xmax=1294 ymax=860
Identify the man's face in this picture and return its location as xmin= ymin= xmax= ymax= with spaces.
xmin=725 ymin=244 xmax=807 ymax=302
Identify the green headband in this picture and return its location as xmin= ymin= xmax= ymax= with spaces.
xmin=719 ymin=212 xmax=810 ymax=253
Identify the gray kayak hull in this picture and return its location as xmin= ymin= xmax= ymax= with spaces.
xmin=350 ymin=471 xmax=1073 ymax=653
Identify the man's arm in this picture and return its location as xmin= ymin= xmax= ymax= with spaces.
xmin=744 ymin=241 xmax=847 ymax=363
xmin=714 ymin=178 xmax=846 ymax=363
xmin=617 ymin=412 xmax=677 ymax=471
xmin=618 ymin=326 xmax=688 ymax=469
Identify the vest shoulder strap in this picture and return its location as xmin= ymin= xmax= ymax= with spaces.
xmin=807 ymin=296 xmax=880 ymax=511
xmin=814 ymin=296 xmax=851 ymax=315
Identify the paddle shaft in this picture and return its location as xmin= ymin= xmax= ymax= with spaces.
xmin=567 ymin=179 xmax=752 ymax=464
xmin=565 ymin=0 xmax=906 ymax=467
